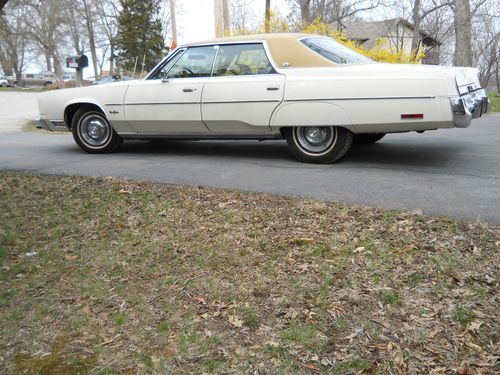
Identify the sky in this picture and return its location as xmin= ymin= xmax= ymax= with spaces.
xmin=176 ymin=0 xmax=291 ymax=44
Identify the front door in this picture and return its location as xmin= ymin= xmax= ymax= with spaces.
xmin=124 ymin=46 xmax=217 ymax=134
xmin=202 ymin=43 xmax=285 ymax=133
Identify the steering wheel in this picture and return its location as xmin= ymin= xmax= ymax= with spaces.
xmin=180 ymin=67 xmax=194 ymax=76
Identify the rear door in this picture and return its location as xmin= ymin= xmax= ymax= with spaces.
xmin=201 ymin=43 xmax=284 ymax=133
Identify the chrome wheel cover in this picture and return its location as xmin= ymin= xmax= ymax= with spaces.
xmin=79 ymin=115 xmax=110 ymax=147
xmin=295 ymin=126 xmax=336 ymax=153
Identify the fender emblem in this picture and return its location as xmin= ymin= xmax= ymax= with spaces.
xmin=109 ymin=110 xmax=119 ymax=114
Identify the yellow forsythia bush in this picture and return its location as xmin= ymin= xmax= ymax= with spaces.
xmin=302 ymin=18 xmax=426 ymax=64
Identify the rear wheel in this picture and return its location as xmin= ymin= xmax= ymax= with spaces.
xmin=72 ymin=107 xmax=123 ymax=153
xmin=284 ymin=126 xmax=353 ymax=163
xmin=353 ymin=133 xmax=386 ymax=144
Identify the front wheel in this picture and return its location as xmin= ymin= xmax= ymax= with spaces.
xmin=72 ymin=108 xmax=123 ymax=153
xmin=353 ymin=133 xmax=386 ymax=145
xmin=284 ymin=126 xmax=353 ymax=163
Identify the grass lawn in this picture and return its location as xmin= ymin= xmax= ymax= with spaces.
xmin=0 ymin=172 xmax=498 ymax=374
xmin=488 ymin=92 xmax=500 ymax=112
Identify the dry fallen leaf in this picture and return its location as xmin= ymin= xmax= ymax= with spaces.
xmin=465 ymin=342 xmax=483 ymax=352
xmin=304 ymin=363 xmax=321 ymax=372
xmin=117 ymin=189 xmax=132 ymax=194
xmin=228 ymin=315 xmax=244 ymax=328
xmin=428 ymin=327 xmax=442 ymax=339
xmin=64 ymin=253 xmax=78 ymax=260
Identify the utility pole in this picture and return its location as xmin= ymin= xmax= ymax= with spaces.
xmin=169 ymin=0 xmax=177 ymax=44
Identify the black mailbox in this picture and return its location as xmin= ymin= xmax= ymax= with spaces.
xmin=66 ymin=55 xmax=88 ymax=69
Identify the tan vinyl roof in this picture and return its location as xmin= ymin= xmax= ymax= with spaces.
xmin=179 ymin=33 xmax=336 ymax=69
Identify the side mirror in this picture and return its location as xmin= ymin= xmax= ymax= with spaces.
xmin=160 ymin=69 xmax=169 ymax=83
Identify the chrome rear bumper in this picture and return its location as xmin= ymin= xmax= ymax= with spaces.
xmin=451 ymin=89 xmax=489 ymax=128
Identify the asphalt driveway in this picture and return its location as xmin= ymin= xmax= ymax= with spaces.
xmin=0 ymin=91 xmax=499 ymax=223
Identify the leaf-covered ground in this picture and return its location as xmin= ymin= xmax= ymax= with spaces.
xmin=0 ymin=172 xmax=498 ymax=374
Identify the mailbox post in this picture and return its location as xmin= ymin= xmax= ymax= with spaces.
xmin=66 ymin=55 xmax=88 ymax=87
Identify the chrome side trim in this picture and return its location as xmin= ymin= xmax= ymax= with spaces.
xmin=202 ymin=99 xmax=281 ymax=104
xmin=105 ymin=103 xmax=122 ymax=106
xmin=119 ymin=133 xmax=282 ymax=140
xmin=284 ymin=96 xmax=435 ymax=102
xmin=123 ymin=102 xmax=199 ymax=106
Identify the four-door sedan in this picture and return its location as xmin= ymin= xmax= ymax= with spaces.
xmin=38 ymin=33 xmax=489 ymax=163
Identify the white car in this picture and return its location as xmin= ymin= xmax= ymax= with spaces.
xmin=38 ymin=33 xmax=489 ymax=163
xmin=0 ymin=75 xmax=8 ymax=87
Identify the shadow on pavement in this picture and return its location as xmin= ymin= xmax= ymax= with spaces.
xmin=114 ymin=138 xmax=463 ymax=168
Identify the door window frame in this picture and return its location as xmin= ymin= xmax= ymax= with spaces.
xmin=146 ymin=40 xmax=282 ymax=81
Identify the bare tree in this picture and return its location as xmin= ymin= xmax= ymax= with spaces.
xmin=0 ymin=1 xmax=31 ymax=83
xmin=94 ymin=0 xmax=120 ymax=76
xmin=287 ymin=0 xmax=382 ymax=28
xmin=21 ymin=0 xmax=66 ymax=76
xmin=229 ymin=0 xmax=255 ymax=34
xmin=410 ymin=0 xmax=450 ymax=55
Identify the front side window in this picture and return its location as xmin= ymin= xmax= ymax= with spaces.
xmin=213 ymin=43 xmax=276 ymax=76
xmin=167 ymin=46 xmax=217 ymax=79
xmin=301 ymin=37 xmax=374 ymax=65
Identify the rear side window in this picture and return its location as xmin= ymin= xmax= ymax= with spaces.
xmin=213 ymin=43 xmax=276 ymax=76
xmin=301 ymin=37 xmax=373 ymax=65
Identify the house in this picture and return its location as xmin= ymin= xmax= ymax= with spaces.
xmin=329 ymin=18 xmax=441 ymax=65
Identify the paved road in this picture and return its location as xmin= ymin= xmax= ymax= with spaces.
xmin=0 ymin=91 xmax=499 ymax=223
xmin=0 ymin=91 xmax=38 ymax=133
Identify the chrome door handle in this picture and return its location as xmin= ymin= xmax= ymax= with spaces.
xmin=183 ymin=87 xmax=194 ymax=92
xmin=267 ymin=86 xmax=280 ymax=91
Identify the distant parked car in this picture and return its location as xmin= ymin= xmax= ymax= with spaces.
xmin=10 ymin=72 xmax=57 ymax=87
xmin=62 ymin=74 xmax=74 ymax=82
xmin=0 ymin=75 xmax=8 ymax=87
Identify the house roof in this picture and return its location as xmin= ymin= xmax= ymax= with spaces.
xmin=332 ymin=18 xmax=441 ymax=47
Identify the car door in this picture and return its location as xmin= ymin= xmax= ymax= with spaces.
xmin=202 ymin=43 xmax=284 ymax=133
xmin=124 ymin=46 xmax=217 ymax=134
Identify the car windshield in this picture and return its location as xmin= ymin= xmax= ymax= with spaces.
xmin=300 ymin=37 xmax=374 ymax=65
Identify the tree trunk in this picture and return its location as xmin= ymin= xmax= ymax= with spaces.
xmin=300 ymin=0 xmax=311 ymax=25
xmin=222 ymin=0 xmax=230 ymax=36
xmin=265 ymin=0 xmax=271 ymax=33
xmin=45 ymin=53 xmax=52 ymax=72
xmin=0 ymin=46 xmax=14 ymax=76
xmin=109 ymin=42 xmax=114 ymax=77
xmin=496 ymin=60 xmax=499 ymax=93
xmin=453 ymin=0 xmax=473 ymax=66
xmin=83 ymin=0 xmax=99 ymax=79
xmin=214 ymin=0 xmax=222 ymax=37
xmin=52 ymin=52 xmax=63 ymax=77
xmin=169 ymin=0 xmax=177 ymax=43
xmin=411 ymin=0 xmax=421 ymax=57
